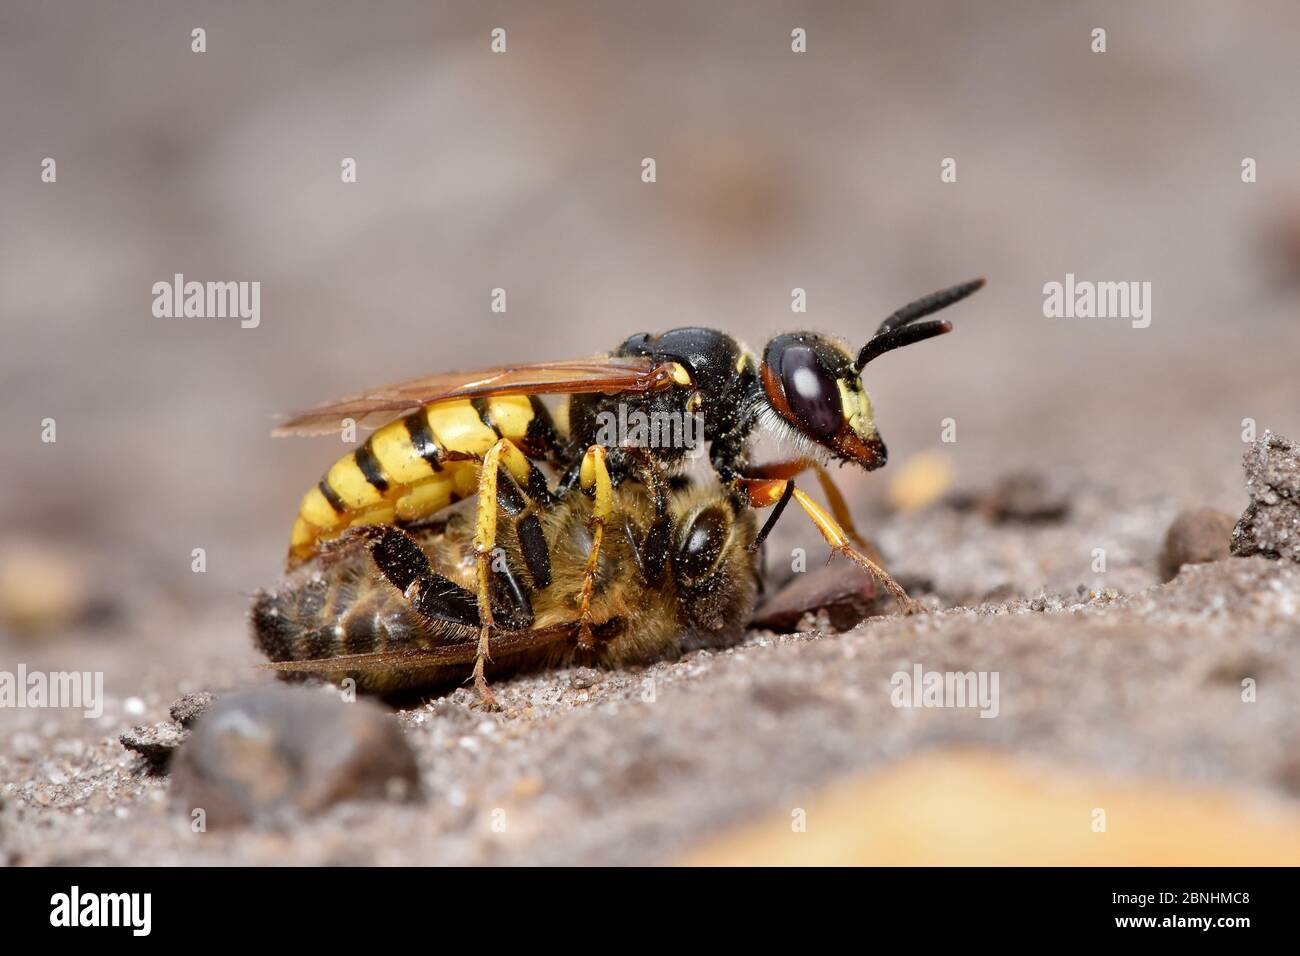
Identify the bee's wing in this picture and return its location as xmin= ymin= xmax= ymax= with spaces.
xmin=272 ymin=357 xmax=669 ymax=437
xmin=258 ymin=623 xmax=576 ymax=677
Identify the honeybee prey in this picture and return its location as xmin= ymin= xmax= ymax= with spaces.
xmin=253 ymin=478 xmax=759 ymax=696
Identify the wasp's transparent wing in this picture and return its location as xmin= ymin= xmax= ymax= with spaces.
xmin=272 ymin=357 xmax=669 ymax=437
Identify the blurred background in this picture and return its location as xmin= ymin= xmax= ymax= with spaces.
xmin=2 ymin=1 xmax=1299 ymax=862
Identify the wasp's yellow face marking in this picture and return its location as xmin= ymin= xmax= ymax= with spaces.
xmin=837 ymin=378 xmax=876 ymax=444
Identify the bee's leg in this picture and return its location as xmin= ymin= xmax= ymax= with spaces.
xmin=353 ymin=525 xmax=481 ymax=627
xmin=485 ymin=547 xmax=535 ymax=632
xmin=640 ymin=474 xmax=672 ymax=585
xmin=468 ymin=438 xmax=555 ymax=707
xmin=575 ymin=445 xmax=613 ymax=647
xmin=737 ymin=477 xmax=919 ymax=614
xmin=743 ymin=458 xmax=880 ymax=561
xmin=492 ymin=452 xmax=554 ymax=593
xmin=623 ymin=448 xmax=672 ymax=585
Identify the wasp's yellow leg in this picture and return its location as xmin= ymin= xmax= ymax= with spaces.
xmin=808 ymin=464 xmax=882 ymax=562
xmin=469 ymin=438 xmax=544 ymax=706
xmin=576 ymin=445 xmax=613 ymax=647
xmin=743 ymin=458 xmax=880 ymax=562
xmin=739 ymin=477 xmax=918 ymax=614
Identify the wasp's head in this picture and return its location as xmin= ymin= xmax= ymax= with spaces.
xmin=760 ymin=333 xmax=887 ymax=468
xmin=757 ymin=278 xmax=984 ymax=470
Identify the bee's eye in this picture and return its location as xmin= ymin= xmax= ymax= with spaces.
xmin=779 ymin=345 xmax=842 ymax=440
xmin=674 ymin=505 xmax=729 ymax=584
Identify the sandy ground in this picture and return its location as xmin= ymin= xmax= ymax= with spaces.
xmin=2 ymin=2 xmax=1300 ymax=865
xmin=4 ymin=457 xmax=1299 ymax=865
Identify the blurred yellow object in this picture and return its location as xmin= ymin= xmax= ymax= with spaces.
xmin=0 ymin=539 xmax=89 ymax=637
xmin=887 ymin=451 xmax=954 ymax=512
xmin=679 ymin=750 xmax=1300 ymax=866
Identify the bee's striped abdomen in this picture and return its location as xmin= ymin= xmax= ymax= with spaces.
xmin=288 ymin=395 xmax=556 ymax=566
xmin=252 ymin=563 xmax=420 ymax=663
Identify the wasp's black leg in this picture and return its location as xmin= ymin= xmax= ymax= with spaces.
xmin=748 ymin=478 xmax=795 ymax=553
xmin=742 ymin=457 xmax=879 ymax=560
xmin=356 ymin=525 xmax=481 ymax=628
xmin=736 ymin=477 xmax=918 ymax=614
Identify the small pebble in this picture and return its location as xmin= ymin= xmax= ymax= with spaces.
xmin=170 ymin=686 xmax=419 ymax=828
xmin=1161 ymin=508 xmax=1235 ymax=581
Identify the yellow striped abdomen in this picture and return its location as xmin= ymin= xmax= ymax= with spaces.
xmin=287 ymin=395 xmax=544 ymax=566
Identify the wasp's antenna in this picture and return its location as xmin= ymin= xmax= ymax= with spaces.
xmin=876 ymin=277 xmax=985 ymax=336
xmin=856 ymin=277 xmax=984 ymax=371
xmin=855 ymin=319 xmax=953 ymax=369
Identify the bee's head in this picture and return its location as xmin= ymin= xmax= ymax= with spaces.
xmin=758 ymin=278 xmax=984 ymax=470
xmin=670 ymin=493 xmax=759 ymax=639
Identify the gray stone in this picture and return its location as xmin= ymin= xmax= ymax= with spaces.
xmin=170 ymin=686 xmax=419 ymax=829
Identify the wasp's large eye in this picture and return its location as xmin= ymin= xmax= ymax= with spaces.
xmin=673 ymin=505 xmax=729 ymax=585
xmin=779 ymin=345 xmax=842 ymax=440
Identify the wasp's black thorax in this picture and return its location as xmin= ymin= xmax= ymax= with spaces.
xmin=566 ymin=328 xmax=760 ymax=480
